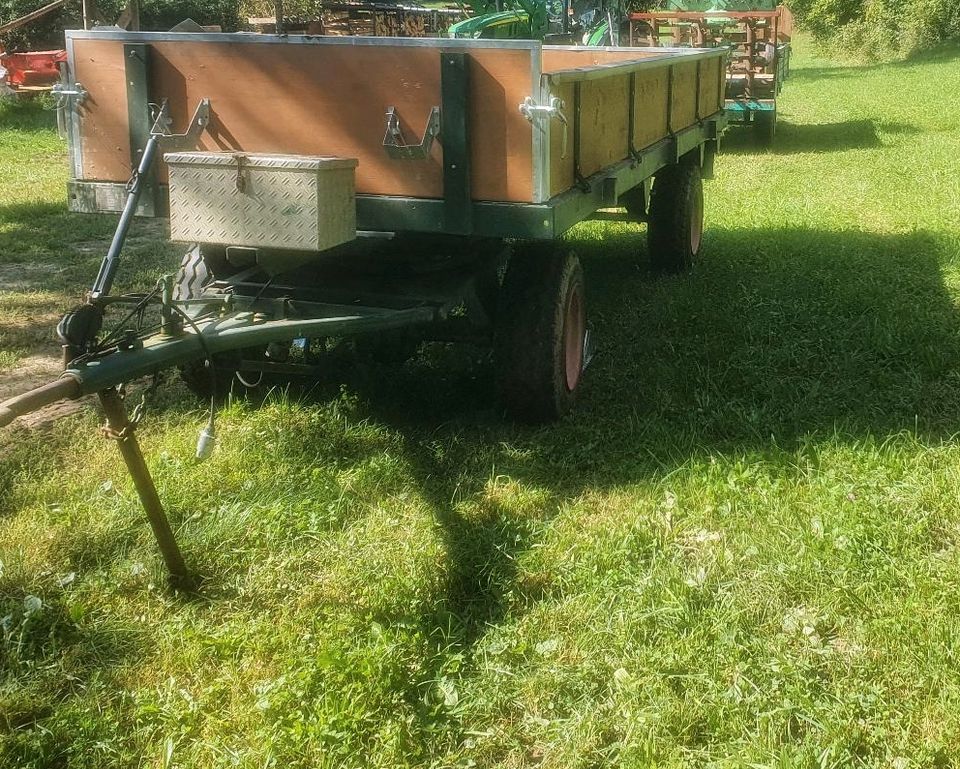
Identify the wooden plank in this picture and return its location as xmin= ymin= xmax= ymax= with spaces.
xmin=73 ymin=39 xmax=130 ymax=183
xmin=73 ymin=38 xmax=535 ymax=203
xmin=579 ymin=74 xmax=629 ymax=180
xmin=546 ymin=53 xmax=723 ymax=199
xmin=669 ymin=60 xmax=696 ymax=129
xmin=698 ymin=56 xmax=723 ymax=115
xmin=632 ymin=68 xmax=668 ymax=151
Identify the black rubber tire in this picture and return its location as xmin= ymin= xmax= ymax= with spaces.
xmin=755 ymin=109 xmax=776 ymax=147
xmin=173 ymin=244 xmax=252 ymax=400
xmin=647 ymin=163 xmax=704 ymax=274
xmin=179 ymin=351 xmax=244 ymax=400
xmin=172 ymin=243 xmax=230 ymax=301
xmin=495 ymin=245 xmax=586 ymax=423
xmin=354 ymin=330 xmax=420 ymax=368
xmin=620 ymin=183 xmax=647 ymax=223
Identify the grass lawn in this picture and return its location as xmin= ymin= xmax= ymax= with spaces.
xmin=2 ymin=39 xmax=960 ymax=768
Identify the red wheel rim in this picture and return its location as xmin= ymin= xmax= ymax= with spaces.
xmin=690 ymin=186 xmax=704 ymax=256
xmin=563 ymin=284 xmax=585 ymax=392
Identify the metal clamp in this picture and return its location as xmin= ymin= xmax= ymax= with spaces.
xmin=149 ymin=98 xmax=211 ymax=151
xmin=52 ymin=81 xmax=88 ymax=139
xmin=383 ymin=106 xmax=440 ymax=160
xmin=519 ymin=95 xmax=568 ymax=159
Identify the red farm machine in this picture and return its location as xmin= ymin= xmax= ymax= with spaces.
xmin=0 ymin=0 xmax=67 ymax=96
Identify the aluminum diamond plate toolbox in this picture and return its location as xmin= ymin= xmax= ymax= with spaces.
xmin=165 ymin=152 xmax=358 ymax=252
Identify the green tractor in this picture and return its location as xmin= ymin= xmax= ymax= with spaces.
xmin=447 ymin=0 xmax=629 ymax=45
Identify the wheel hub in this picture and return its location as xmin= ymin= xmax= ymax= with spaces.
xmin=563 ymin=286 xmax=585 ymax=392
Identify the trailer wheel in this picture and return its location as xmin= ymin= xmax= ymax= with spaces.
xmin=495 ymin=246 xmax=585 ymax=423
xmin=172 ymin=243 xmax=230 ymax=301
xmin=173 ymin=244 xmax=258 ymax=400
xmin=755 ymin=108 xmax=776 ymax=147
xmin=647 ymin=163 xmax=703 ymax=274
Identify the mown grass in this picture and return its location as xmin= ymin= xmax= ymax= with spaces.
xmin=1 ymin=40 xmax=960 ymax=768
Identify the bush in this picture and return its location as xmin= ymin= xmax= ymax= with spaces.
xmin=0 ymin=0 xmax=241 ymax=52
xmin=0 ymin=0 xmax=71 ymax=50
xmin=789 ymin=0 xmax=960 ymax=59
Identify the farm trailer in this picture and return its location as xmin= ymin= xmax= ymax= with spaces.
xmin=628 ymin=7 xmax=792 ymax=144
xmin=1 ymin=31 xmax=727 ymax=582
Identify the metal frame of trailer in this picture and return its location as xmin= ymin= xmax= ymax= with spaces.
xmin=58 ymin=32 xmax=725 ymax=236
xmin=4 ymin=33 xmax=728 ymax=584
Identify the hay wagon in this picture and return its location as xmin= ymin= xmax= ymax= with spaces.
xmin=629 ymin=7 xmax=792 ymax=144
xmin=2 ymin=31 xmax=727 ymax=580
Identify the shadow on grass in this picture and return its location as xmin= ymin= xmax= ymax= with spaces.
xmin=2 ymin=222 xmax=956 ymax=758
xmin=722 ymin=118 xmax=919 ymax=154
xmin=0 ymin=201 xmax=120 ymax=262
xmin=0 ymin=97 xmax=57 ymax=131
xmin=296 ymin=223 xmax=960 ymax=693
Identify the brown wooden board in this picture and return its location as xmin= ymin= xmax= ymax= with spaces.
xmin=633 ymin=68 xmax=669 ymax=151
xmin=544 ymin=50 xmax=724 ymax=198
xmin=669 ymin=60 xmax=697 ymax=129
xmin=579 ymin=74 xmax=630 ymax=180
xmin=72 ymin=37 xmax=537 ymax=203
xmin=698 ymin=55 xmax=723 ymax=116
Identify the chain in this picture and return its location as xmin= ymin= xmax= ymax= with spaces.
xmin=99 ymin=374 xmax=163 ymax=441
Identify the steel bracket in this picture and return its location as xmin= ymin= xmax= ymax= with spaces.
xmin=52 ymin=80 xmax=88 ymax=139
xmin=383 ymin=106 xmax=441 ymax=160
xmin=150 ymin=98 xmax=211 ymax=151
xmin=520 ymin=95 xmax=568 ymax=159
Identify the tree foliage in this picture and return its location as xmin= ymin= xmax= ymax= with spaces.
xmin=1 ymin=0 xmax=241 ymax=51
xmin=789 ymin=0 xmax=960 ymax=58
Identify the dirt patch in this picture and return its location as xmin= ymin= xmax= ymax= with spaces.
xmin=0 ymin=352 xmax=89 ymax=429
xmin=0 ymin=260 xmax=87 ymax=428
xmin=0 ymin=261 xmax=69 ymax=291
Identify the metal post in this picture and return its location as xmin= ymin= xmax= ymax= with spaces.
xmin=89 ymin=133 xmax=159 ymax=300
xmin=98 ymin=387 xmax=191 ymax=586
xmin=81 ymin=0 xmax=97 ymax=29
xmin=440 ymin=52 xmax=472 ymax=235
xmin=274 ymin=0 xmax=284 ymax=34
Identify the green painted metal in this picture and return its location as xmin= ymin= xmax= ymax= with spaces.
xmin=64 ymin=305 xmax=438 ymax=396
xmin=123 ymin=43 xmax=160 ymax=217
xmin=447 ymin=10 xmax=532 ymax=38
xmin=440 ymin=52 xmax=472 ymax=235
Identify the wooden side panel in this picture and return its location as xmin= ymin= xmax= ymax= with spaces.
xmin=632 ymin=68 xmax=668 ymax=151
xmin=73 ymin=40 xmax=131 ymax=184
xmin=546 ymin=53 xmax=724 ymax=199
xmin=540 ymin=47 xmax=662 ymax=73
xmin=463 ymin=48 xmax=535 ymax=203
xmin=580 ymin=74 xmax=629 ymax=180
xmin=669 ymin=60 xmax=696 ymax=129
xmin=73 ymin=39 xmax=535 ymax=203
xmin=698 ymin=55 xmax=723 ymax=116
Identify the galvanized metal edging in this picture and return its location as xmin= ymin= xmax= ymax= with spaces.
xmin=63 ymin=29 xmax=544 ymax=51
xmin=544 ymin=47 xmax=726 ymax=85
xmin=65 ymin=34 xmax=83 ymax=181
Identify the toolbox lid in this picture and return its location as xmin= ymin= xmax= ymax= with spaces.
xmin=164 ymin=152 xmax=358 ymax=171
